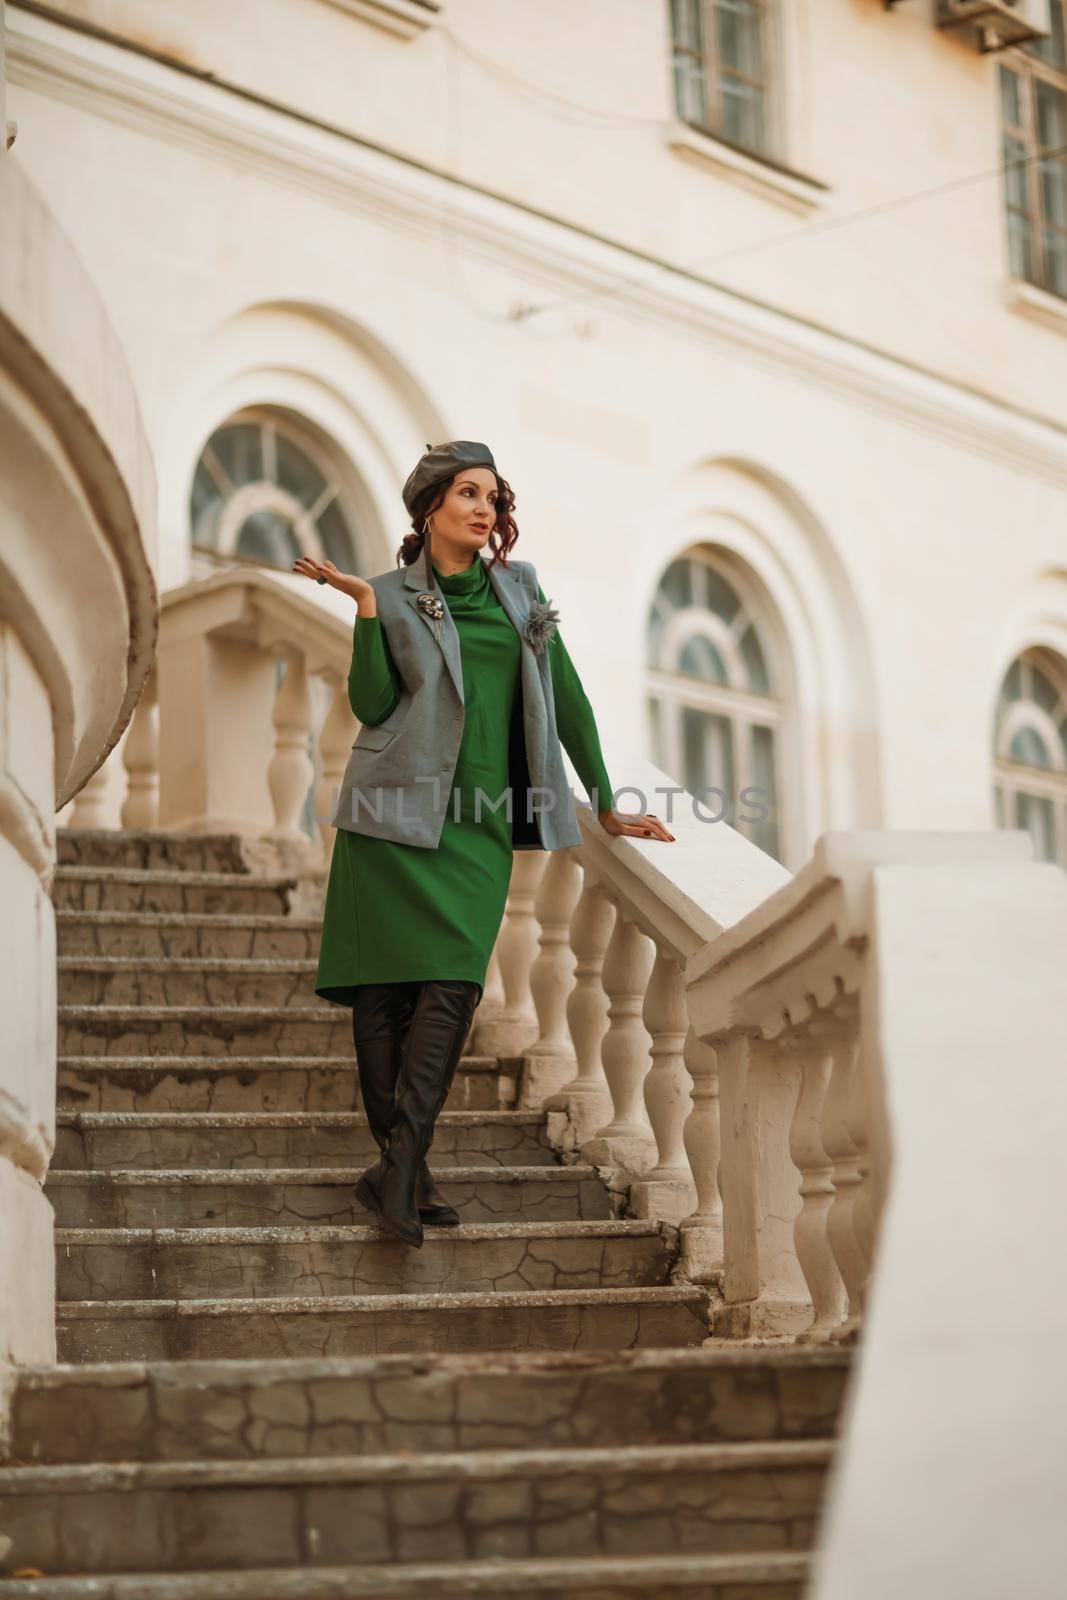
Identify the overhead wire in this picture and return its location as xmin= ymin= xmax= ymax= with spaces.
xmin=432 ymin=20 xmax=1067 ymax=337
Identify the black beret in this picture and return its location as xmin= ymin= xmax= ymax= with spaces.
xmin=401 ymin=440 xmax=499 ymax=515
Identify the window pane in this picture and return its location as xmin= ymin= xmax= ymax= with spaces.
xmin=237 ymin=511 xmax=300 ymax=567
xmin=1015 ymin=790 xmax=1056 ymax=861
xmin=999 ymin=64 xmax=1022 ymax=127
xmin=716 ymin=0 xmax=763 ymax=77
xmin=748 ymin=723 xmax=780 ymax=858
xmin=648 ymin=696 xmax=664 ymax=768
xmin=739 ymin=622 xmax=770 ymax=694
xmin=670 ymin=0 xmax=707 ymax=123
xmin=678 ymin=633 xmax=729 ymax=683
xmin=993 ymin=783 xmax=1005 ymax=828
xmin=646 ymin=605 xmax=666 ymax=669
xmin=317 ymin=497 xmax=356 ymax=569
xmin=1009 ymin=724 xmax=1052 ymax=768
xmin=212 ymin=423 xmax=262 ymax=487
xmin=1027 ymin=0 xmax=1066 ymax=67
xmin=721 ymin=76 xmax=766 ymax=152
xmin=276 ymin=434 xmax=327 ymax=507
xmin=190 ymin=461 xmax=223 ymax=547
xmin=682 ymin=707 xmax=735 ymax=821
xmin=659 ymin=559 xmax=694 ymax=612
xmin=1003 ymin=659 xmax=1024 ymax=703
xmin=697 ymin=564 xmax=742 ymax=625
xmin=1031 ymin=660 xmax=1061 ymax=716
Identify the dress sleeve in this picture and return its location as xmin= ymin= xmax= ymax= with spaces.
xmin=535 ymin=579 xmax=614 ymax=812
xmin=348 ymin=613 xmax=402 ymax=725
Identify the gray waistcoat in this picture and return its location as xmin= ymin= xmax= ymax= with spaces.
xmin=327 ymin=551 xmax=587 ymax=851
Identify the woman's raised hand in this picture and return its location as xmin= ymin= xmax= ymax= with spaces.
xmin=597 ymin=809 xmax=675 ymax=842
xmin=291 ymin=556 xmax=374 ymax=607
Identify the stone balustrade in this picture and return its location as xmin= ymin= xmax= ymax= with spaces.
xmin=67 ymin=583 xmax=1049 ymax=1361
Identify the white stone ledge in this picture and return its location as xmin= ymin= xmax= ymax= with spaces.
xmin=1004 ymin=276 xmax=1067 ymax=335
xmin=316 ymin=0 xmax=441 ymax=38
xmin=664 ymin=119 xmax=831 ymax=214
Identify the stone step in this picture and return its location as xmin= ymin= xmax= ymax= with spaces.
xmin=57 ymin=1285 xmax=713 ymax=1362
xmin=10 ymin=1346 xmax=850 ymax=1464
xmin=58 ymin=957 xmax=324 ymax=1008
xmin=57 ymin=1056 xmax=519 ymax=1113
xmin=57 ymin=1003 xmax=484 ymax=1061
xmin=0 ymin=1440 xmax=831 ymax=1576
xmin=56 ymin=910 xmax=322 ymax=960
xmin=46 ymin=1165 xmax=613 ymax=1229
xmin=57 ymin=828 xmax=254 ymax=874
xmin=0 ymin=1551 xmax=810 ymax=1597
xmin=58 ymin=1004 xmax=359 ymax=1058
xmin=54 ymin=1221 xmax=670 ymax=1303
xmin=52 ymin=866 xmax=296 ymax=916
xmin=54 ymin=1111 xmax=555 ymax=1170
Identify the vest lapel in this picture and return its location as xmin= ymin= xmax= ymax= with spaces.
xmin=402 ymin=550 xmax=531 ymax=705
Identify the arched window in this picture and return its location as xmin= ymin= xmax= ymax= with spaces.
xmin=647 ymin=552 xmax=782 ymax=859
xmin=993 ymin=650 xmax=1067 ymax=866
xmin=190 ymin=412 xmax=361 ymax=573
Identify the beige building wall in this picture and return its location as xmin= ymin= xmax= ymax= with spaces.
xmin=4 ymin=0 xmax=1065 ymax=871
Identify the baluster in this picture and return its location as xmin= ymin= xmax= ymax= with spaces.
xmin=583 ymin=912 xmax=657 ymax=1179
xmin=121 ymin=671 xmax=159 ymax=829
xmin=678 ymin=1027 xmax=724 ymax=1281
xmin=522 ymin=847 xmax=582 ymax=1107
xmin=821 ymin=1011 xmax=867 ymax=1335
xmin=784 ymin=1026 xmax=848 ymax=1342
xmin=713 ymin=1032 xmax=809 ymax=1339
xmin=70 ymin=763 xmax=111 ymax=829
xmin=543 ymin=875 xmax=616 ymax=1149
xmin=471 ymin=851 xmax=546 ymax=1060
xmin=833 ymin=999 xmax=872 ymax=1342
xmin=315 ymin=671 xmax=355 ymax=865
xmin=630 ymin=948 xmax=696 ymax=1222
xmin=265 ymin=650 xmax=314 ymax=844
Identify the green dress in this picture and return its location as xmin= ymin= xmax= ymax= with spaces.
xmin=315 ymin=555 xmax=614 ymax=1004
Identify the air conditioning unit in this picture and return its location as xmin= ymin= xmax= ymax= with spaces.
xmin=935 ymin=0 xmax=1052 ymax=52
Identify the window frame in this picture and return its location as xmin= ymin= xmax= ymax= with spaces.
xmin=646 ymin=551 xmax=785 ymax=861
xmin=999 ymin=3 xmax=1067 ymax=302
xmin=668 ymin=0 xmax=785 ymax=165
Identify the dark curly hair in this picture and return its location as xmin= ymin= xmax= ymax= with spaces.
xmin=396 ymin=469 xmax=519 ymax=576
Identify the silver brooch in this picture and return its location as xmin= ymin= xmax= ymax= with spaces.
xmin=416 ymin=591 xmax=445 ymax=643
xmin=522 ymin=598 xmax=560 ymax=656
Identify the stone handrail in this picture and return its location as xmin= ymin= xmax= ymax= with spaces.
xmin=70 ymin=569 xmax=363 ymax=872
xmin=71 ymin=570 xmax=1051 ymax=1361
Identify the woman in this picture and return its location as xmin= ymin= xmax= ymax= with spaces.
xmin=293 ymin=440 xmax=673 ymax=1249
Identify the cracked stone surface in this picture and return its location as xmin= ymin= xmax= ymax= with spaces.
xmin=47 ymin=1167 xmax=613 ymax=1229
xmin=53 ymin=866 xmax=296 ymax=917
xmin=56 ymin=1288 xmax=715 ymax=1363
xmin=57 ymin=831 xmax=254 ymax=875
xmin=59 ymin=958 xmax=327 ymax=1009
xmin=12 ymin=1349 xmax=850 ymax=1465
xmin=54 ymin=1112 xmax=555 ymax=1170
xmin=54 ymin=1222 xmax=673 ymax=1302
xmin=0 ymin=1442 xmax=831 ymax=1575
xmin=57 ymin=1057 xmax=517 ymax=1114
xmin=58 ymin=1006 xmax=358 ymax=1060
xmin=57 ymin=911 xmax=323 ymax=961
xmin=0 ymin=1565 xmax=808 ymax=1599
xmin=32 ymin=828 xmax=847 ymax=1592
xmin=0 ymin=1553 xmax=808 ymax=1598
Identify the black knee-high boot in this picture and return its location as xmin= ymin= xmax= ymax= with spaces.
xmin=356 ymin=978 xmax=483 ymax=1248
xmin=350 ymin=982 xmax=461 ymax=1227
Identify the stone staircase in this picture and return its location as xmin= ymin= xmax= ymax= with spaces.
xmin=0 ymin=830 xmax=851 ymax=1597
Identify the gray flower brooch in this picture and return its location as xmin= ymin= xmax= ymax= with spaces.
xmin=522 ymin=597 xmax=561 ymax=656
xmin=416 ymin=591 xmax=446 ymax=642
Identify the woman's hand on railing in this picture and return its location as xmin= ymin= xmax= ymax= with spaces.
xmin=597 ymin=809 xmax=675 ymax=842
xmin=292 ymin=557 xmax=376 ymax=611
